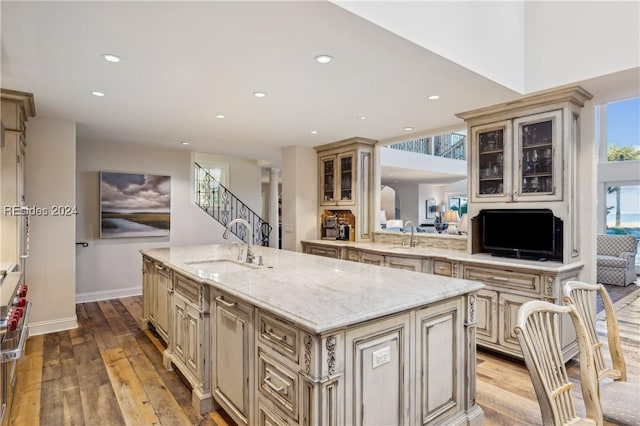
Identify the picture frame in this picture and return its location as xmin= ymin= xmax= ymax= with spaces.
xmin=100 ymin=171 xmax=171 ymax=238
xmin=426 ymin=199 xmax=436 ymax=219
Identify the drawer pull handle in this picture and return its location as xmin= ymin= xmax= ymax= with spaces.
xmin=155 ymin=264 xmax=164 ymax=270
xmin=266 ymin=328 xmax=287 ymax=342
xmin=491 ymin=276 xmax=510 ymax=282
xmin=215 ymin=296 xmax=236 ymax=307
xmin=264 ymin=374 xmax=287 ymax=395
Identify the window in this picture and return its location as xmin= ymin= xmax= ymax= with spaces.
xmin=605 ymin=184 xmax=640 ymax=271
xmin=604 ymin=97 xmax=640 ymax=162
xmin=194 ymin=162 xmax=229 ymax=208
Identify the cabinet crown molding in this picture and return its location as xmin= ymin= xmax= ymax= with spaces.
xmin=1 ymin=89 xmax=36 ymax=118
xmin=314 ymin=136 xmax=377 ymax=152
xmin=455 ymin=85 xmax=593 ymax=122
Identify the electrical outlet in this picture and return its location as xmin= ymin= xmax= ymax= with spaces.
xmin=283 ymin=224 xmax=293 ymax=233
xmin=372 ymin=347 xmax=390 ymax=369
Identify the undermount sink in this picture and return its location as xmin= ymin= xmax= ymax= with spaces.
xmin=184 ymin=259 xmax=258 ymax=276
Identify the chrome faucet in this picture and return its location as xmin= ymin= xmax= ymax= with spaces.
xmin=223 ymin=218 xmax=255 ymax=264
xmin=402 ymin=221 xmax=416 ymax=247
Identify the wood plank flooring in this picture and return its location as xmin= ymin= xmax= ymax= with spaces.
xmin=9 ymin=293 xmax=640 ymax=426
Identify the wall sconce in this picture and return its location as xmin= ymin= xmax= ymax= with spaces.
xmin=442 ymin=210 xmax=460 ymax=234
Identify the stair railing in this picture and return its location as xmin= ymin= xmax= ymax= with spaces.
xmin=194 ymin=162 xmax=272 ymax=246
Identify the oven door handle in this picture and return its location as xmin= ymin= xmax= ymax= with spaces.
xmin=1 ymin=301 xmax=31 ymax=363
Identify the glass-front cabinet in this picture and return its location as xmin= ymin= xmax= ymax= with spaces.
xmin=514 ymin=110 xmax=562 ymax=201
xmin=319 ymin=151 xmax=355 ymax=206
xmin=470 ymin=110 xmax=563 ymax=203
xmin=471 ymin=120 xmax=512 ymax=202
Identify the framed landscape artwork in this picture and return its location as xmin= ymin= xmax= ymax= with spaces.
xmin=100 ymin=171 xmax=171 ymax=238
xmin=426 ymin=199 xmax=436 ymax=219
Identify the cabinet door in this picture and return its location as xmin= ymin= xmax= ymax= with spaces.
xmin=185 ymin=302 xmax=201 ymax=378
xmin=360 ymin=251 xmax=385 ymax=266
xmin=498 ymin=292 xmax=531 ymax=354
xmin=514 ymin=110 xmax=563 ymax=201
xmin=319 ymin=154 xmax=337 ymax=205
xmin=470 ymin=120 xmax=513 ymax=203
xmin=415 ymin=298 xmax=464 ymax=425
xmin=344 ymin=314 xmax=410 ymax=426
xmin=475 ymin=289 xmax=498 ymax=344
xmin=336 ymin=152 xmax=355 ymax=205
xmin=385 ymin=255 xmax=423 ymax=272
xmin=142 ymin=257 xmax=153 ymax=325
xmin=173 ymin=296 xmax=187 ymax=361
xmin=213 ymin=292 xmax=252 ymax=425
xmin=155 ymin=265 xmax=171 ymax=342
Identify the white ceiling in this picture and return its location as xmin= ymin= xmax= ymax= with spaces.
xmin=0 ymin=1 xmax=519 ymax=168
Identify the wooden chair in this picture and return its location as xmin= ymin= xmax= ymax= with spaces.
xmin=563 ymin=281 xmax=640 ymax=425
xmin=514 ymin=300 xmax=603 ymax=425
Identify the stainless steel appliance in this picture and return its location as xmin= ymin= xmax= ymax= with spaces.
xmin=0 ymin=270 xmax=30 ymax=426
xmin=322 ymin=215 xmax=338 ymax=239
xmin=337 ymin=223 xmax=350 ymax=241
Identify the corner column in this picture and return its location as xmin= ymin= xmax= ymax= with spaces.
xmin=269 ymin=167 xmax=280 ymax=248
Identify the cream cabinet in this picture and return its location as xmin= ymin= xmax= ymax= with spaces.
xmin=315 ymin=137 xmax=376 ymax=242
xmin=212 ymin=290 xmax=254 ymax=426
xmin=142 ymin=256 xmax=172 ymax=344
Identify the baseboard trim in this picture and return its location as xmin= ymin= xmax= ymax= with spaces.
xmin=76 ymin=286 xmax=142 ymax=304
xmin=29 ymin=316 xmax=78 ymax=336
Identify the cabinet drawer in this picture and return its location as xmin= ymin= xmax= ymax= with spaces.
xmin=258 ymin=398 xmax=292 ymax=426
xmin=360 ymin=252 xmax=385 ymax=266
xmin=258 ymin=350 xmax=298 ymax=421
xmin=307 ymin=245 xmax=339 ymax=259
xmin=175 ymin=274 xmax=199 ymax=305
xmin=258 ymin=311 xmax=299 ymax=363
xmin=433 ymin=260 xmax=452 ymax=277
xmin=347 ymin=248 xmax=360 ymax=262
xmin=385 ymin=255 xmax=423 ymax=272
xmin=463 ymin=266 xmax=540 ymax=293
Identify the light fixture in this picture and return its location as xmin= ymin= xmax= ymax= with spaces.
xmin=102 ymin=54 xmax=121 ymax=63
xmin=442 ymin=210 xmax=461 ymax=234
xmin=457 ymin=214 xmax=469 ymax=235
xmin=215 ymin=114 xmax=226 ymax=119
xmin=91 ymin=91 xmax=105 ymax=97
xmin=253 ymin=91 xmax=267 ymax=98
xmin=314 ymin=54 xmax=333 ymax=64
xmin=310 ymin=130 xmax=318 ymax=134
xmin=181 ymin=141 xmax=190 ymax=145
xmin=428 ymin=95 xmax=440 ymax=100
xmin=358 ymin=116 xmax=367 ymax=120
xmin=403 ymin=126 xmax=414 ymax=131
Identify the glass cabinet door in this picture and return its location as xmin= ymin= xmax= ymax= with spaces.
xmin=471 ymin=121 xmax=512 ymax=203
xmin=338 ymin=153 xmax=355 ymax=204
xmin=514 ymin=110 xmax=563 ymax=201
xmin=320 ymin=156 xmax=336 ymax=204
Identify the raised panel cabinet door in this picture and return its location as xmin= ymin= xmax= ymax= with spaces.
xmin=344 ymin=314 xmax=410 ymax=426
xmin=173 ymin=296 xmax=187 ymax=361
xmin=214 ymin=293 xmax=252 ymax=425
xmin=470 ymin=120 xmax=513 ymax=203
xmin=498 ymin=292 xmax=532 ymax=354
xmin=415 ymin=298 xmax=464 ymax=424
xmin=185 ymin=302 xmax=201 ymax=379
xmin=319 ymin=154 xmax=337 ymax=205
xmin=155 ymin=265 xmax=171 ymax=342
xmin=336 ymin=151 xmax=356 ymax=205
xmin=475 ymin=289 xmax=498 ymax=344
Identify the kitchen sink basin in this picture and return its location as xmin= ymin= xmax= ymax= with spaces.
xmin=184 ymin=259 xmax=258 ymax=276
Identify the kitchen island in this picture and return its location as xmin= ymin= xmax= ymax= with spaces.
xmin=140 ymin=243 xmax=484 ymax=426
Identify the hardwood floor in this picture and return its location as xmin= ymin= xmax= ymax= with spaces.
xmin=9 ymin=293 xmax=640 ymax=425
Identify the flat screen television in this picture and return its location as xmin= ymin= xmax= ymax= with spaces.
xmin=480 ymin=209 xmax=562 ymax=261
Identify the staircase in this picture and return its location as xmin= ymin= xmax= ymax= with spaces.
xmin=194 ymin=162 xmax=271 ymax=246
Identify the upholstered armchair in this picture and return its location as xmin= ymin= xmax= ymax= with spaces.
xmin=596 ymin=234 xmax=638 ymax=286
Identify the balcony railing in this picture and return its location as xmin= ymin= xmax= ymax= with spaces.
xmin=388 ymin=132 xmax=466 ymax=160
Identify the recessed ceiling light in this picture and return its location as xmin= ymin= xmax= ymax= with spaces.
xmin=403 ymin=126 xmax=414 ymax=131
xmin=428 ymin=95 xmax=440 ymax=100
xmin=102 ymin=54 xmax=121 ymax=63
xmin=91 ymin=91 xmax=105 ymax=97
xmin=358 ymin=116 xmax=367 ymax=120
xmin=253 ymin=91 xmax=267 ymax=98
xmin=181 ymin=141 xmax=190 ymax=145
xmin=215 ymin=114 xmax=226 ymax=119
xmin=310 ymin=130 xmax=319 ymax=134
xmin=314 ymin=54 xmax=333 ymax=64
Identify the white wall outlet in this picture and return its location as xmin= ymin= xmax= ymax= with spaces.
xmin=372 ymin=346 xmax=391 ymax=369
xmin=283 ymin=224 xmax=293 ymax=233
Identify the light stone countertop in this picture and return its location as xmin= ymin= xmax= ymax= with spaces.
xmin=301 ymin=239 xmax=585 ymax=273
xmin=141 ymin=244 xmax=484 ymax=334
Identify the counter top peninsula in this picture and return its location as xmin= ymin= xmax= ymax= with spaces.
xmin=141 ymin=243 xmax=483 ymax=334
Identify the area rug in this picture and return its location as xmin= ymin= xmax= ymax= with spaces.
xmin=597 ymin=282 xmax=640 ymax=315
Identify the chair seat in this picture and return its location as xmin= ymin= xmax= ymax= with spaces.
xmin=597 ymin=255 xmax=628 ymax=268
xmin=600 ymin=380 xmax=640 ymax=426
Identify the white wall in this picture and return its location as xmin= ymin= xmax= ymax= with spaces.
xmin=388 ymin=183 xmax=419 ymax=225
xmin=76 ymin=139 xmax=263 ymax=302
xmin=417 ymin=180 xmax=467 ymax=223
xmin=281 ymin=146 xmax=317 ymax=252
xmin=524 ymin=2 xmax=640 ymax=93
xmin=25 ymin=117 xmax=77 ymax=335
